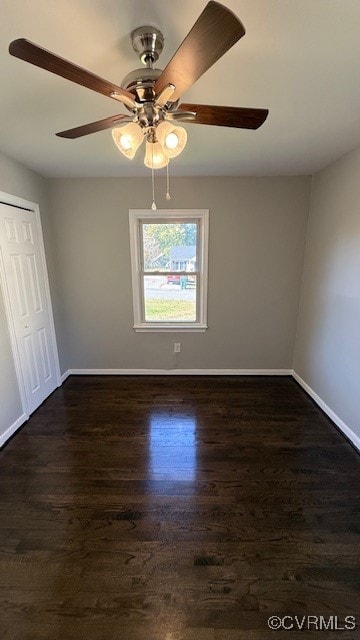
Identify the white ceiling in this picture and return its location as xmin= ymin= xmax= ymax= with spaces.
xmin=1 ymin=0 xmax=360 ymax=178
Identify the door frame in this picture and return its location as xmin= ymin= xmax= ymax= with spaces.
xmin=0 ymin=190 xmax=61 ymax=418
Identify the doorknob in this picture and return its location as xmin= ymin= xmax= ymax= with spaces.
xmin=25 ymin=323 xmax=30 ymax=328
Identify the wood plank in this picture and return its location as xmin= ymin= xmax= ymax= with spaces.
xmin=0 ymin=375 xmax=359 ymax=637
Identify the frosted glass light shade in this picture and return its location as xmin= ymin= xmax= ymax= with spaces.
xmin=156 ymin=121 xmax=187 ymax=158
xmin=144 ymin=140 xmax=169 ymax=169
xmin=112 ymin=123 xmax=144 ymax=159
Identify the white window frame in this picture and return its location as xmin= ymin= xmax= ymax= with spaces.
xmin=129 ymin=209 xmax=209 ymax=332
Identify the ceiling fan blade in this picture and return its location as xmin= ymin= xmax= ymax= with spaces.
xmin=154 ymin=1 xmax=245 ymax=103
xmin=9 ymin=39 xmax=136 ymax=108
xmin=56 ymin=114 xmax=132 ymax=139
xmin=177 ymin=103 xmax=269 ymax=129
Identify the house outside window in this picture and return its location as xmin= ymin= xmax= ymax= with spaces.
xmin=129 ymin=210 xmax=209 ymax=331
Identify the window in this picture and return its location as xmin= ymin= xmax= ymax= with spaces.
xmin=129 ymin=210 xmax=209 ymax=331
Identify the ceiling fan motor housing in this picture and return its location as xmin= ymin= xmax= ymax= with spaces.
xmin=121 ymin=66 xmax=164 ymax=106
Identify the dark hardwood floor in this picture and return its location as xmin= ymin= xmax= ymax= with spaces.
xmin=0 ymin=375 xmax=359 ymax=640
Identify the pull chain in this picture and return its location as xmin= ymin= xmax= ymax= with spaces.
xmin=166 ymin=161 xmax=171 ymax=200
xmin=151 ymin=142 xmax=157 ymax=210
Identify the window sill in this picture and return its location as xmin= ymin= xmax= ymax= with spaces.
xmin=133 ymin=324 xmax=208 ymax=333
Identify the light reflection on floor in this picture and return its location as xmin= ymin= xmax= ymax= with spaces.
xmin=149 ymin=412 xmax=197 ymax=481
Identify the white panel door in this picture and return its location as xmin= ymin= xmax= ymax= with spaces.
xmin=0 ymin=202 xmax=59 ymax=414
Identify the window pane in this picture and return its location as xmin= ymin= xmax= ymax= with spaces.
xmin=142 ymin=223 xmax=197 ymax=272
xmin=144 ymin=275 xmax=197 ymax=322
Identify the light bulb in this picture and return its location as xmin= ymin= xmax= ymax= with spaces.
xmin=156 ymin=121 xmax=187 ymax=158
xmin=120 ymin=135 xmax=132 ymax=150
xmin=165 ymin=132 xmax=179 ymax=149
xmin=112 ymin=123 xmax=144 ymax=159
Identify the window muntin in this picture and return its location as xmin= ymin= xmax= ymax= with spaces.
xmin=129 ymin=210 xmax=208 ymax=332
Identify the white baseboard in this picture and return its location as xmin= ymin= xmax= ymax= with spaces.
xmin=292 ymin=371 xmax=360 ymax=452
xmin=60 ymin=369 xmax=71 ymax=383
xmin=0 ymin=413 xmax=28 ymax=448
xmin=68 ymin=368 xmax=293 ymax=376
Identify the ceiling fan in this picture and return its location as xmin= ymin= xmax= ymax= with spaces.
xmin=9 ymin=1 xmax=268 ymax=170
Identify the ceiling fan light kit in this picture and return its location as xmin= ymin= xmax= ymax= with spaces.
xmin=144 ymin=139 xmax=169 ymax=170
xmin=111 ymin=122 xmax=144 ymax=159
xmin=9 ymin=1 xmax=269 ymax=204
xmin=156 ymin=121 xmax=188 ymax=159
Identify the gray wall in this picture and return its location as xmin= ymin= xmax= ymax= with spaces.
xmin=294 ymin=146 xmax=360 ymax=439
xmin=0 ymin=151 xmax=62 ymax=439
xmin=48 ymin=176 xmax=310 ymax=371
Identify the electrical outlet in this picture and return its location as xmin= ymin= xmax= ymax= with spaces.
xmin=174 ymin=342 xmax=181 ymax=353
